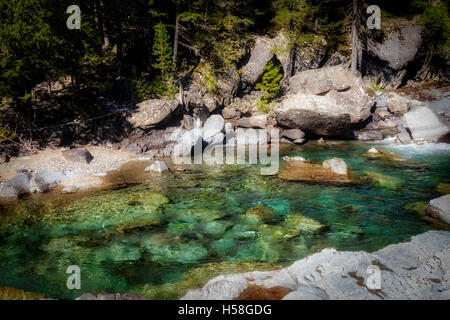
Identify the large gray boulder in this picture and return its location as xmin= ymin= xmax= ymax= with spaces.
xmin=0 ymin=172 xmax=33 ymax=198
xmin=172 ymin=128 xmax=203 ymax=157
xmin=386 ymin=92 xmax=410 ymax=115
xmin=240 ymin=33 xmax=291 ymax=91
xmin=403 ymin=106 xmax=449 ymax=142
xmin=365 ymin=22 xmax=423 ymax=88
xmin=127 ymin=98 xmax=180 ymax=130
xmin=31 ymin=170 xmax=67 ymax=193
xmin=182 ymin=231 xmax=450 ymax=300
xmin=275 ymin=66 xmax=374 ymax=137
xmin=62 ymin=149 xmax=93 ymax=164
xmin=202 ymin=115 xmax=225 ymax=142
xmin=426 ymin=195 xmax=450 ymax=224
xmin=184 ymin=64 xmax=241 ymax=114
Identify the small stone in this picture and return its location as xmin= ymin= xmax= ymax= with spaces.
xmin=61 ymin=149 xmax=94 ymax=164
xmin=367 ymin=148 xmax=379 ymax=154
xmin=145 ymin=160 xmax=168 ymax=173
xmin=323 ymin=158 xmax=348 ymax=176
xmin=282 ymin=129 xmax=305 ymax=141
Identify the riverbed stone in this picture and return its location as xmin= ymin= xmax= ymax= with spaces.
xmin=145 ymin=160 xmax=168 ymax=173
xmin=282 ymin=129 xmax=305 ymax=141
xmin=203 ymin=115 xmax=225 ymax=141
xmin=322 ymin=158 xmax=348 ymax=176
xmin=61 ymin=148 xmax=93 ymax=164
xmin=0 ymin=172 xmax=33 ymax=198
xmin=278 ymin=158 xmax=357 ymax=184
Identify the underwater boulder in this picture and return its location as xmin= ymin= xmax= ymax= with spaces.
xmin=404 ymin=202 xmax=428 ymax=217
xmin=364 ymin=171 xmax=402 ymax=190
xmin=278 ymin=158 xmax=358 ymax=184
xmin=282 ymin=214 xmax=327 ymax=234
xmin=436 ymin=183 xmax=450 ymax=195
xmin=143 ymin=237 xmax=209 ymax=265
xmin=245 ymin=205 xmax=280 ymax=224
xmin=42 ymin=188 xmax=169 ymax=237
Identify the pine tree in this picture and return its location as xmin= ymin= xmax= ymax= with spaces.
xmin=152 ymin=23 xmax=173 ymax=81
xmin=255 ymin=61 xmax=282 ymax=112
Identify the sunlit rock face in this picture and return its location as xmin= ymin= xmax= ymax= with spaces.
xmin=182 ymin=231 xmax=450 ymax=300
xmin=275 ymin=65 xmax=374 ymax=137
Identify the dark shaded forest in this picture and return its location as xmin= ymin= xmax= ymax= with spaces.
xmin=0 ymin=0 xmax=448 ymax=151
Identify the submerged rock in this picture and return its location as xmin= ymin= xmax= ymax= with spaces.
xmin=364 ymin=171 xmax=402 ymax=190
xmin=43 ymin=188 xmax=169 ymax=236
xmin=404 ymin=202 xmax=428 ymax=217
xmin=143 ymin=235 xmax=208 ymax=265
xmin=182 ymin=231 xmax=450 ymax=300
xmin=278 ymin=158 xmax=357 ymax=184
xmin=426 ymin=195 xmax=450 ymax=225
xmin=282 ymin=214 xmax=327 ymax=234
xmin=436 ymin=183 xmax=450 ymax=195
xmin=245 ymin=205 xmax=280 ymax=224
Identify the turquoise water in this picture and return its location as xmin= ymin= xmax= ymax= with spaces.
xmin=0 ymin=141 xmax=449 ymax=299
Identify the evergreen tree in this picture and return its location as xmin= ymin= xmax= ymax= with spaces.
xmin=152 ymin=23 xmax=173 ymax=81
xmin=255 ymin=61 xmax=282 ymax=112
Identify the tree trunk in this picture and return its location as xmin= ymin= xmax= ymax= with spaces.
xmin=351 ymin=0 xmax=360 ymax=72
xmin=99 ymin=0 xmax=110 ymax=48
xmin=172 ymin=1 xmax=180 ymax=69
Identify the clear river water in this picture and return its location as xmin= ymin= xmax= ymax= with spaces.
xmin=0 ymin=141 xmax=449 ymax=299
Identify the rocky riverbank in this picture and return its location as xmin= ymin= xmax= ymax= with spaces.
xmin=182 ymin=231 xmax=450 ymax=300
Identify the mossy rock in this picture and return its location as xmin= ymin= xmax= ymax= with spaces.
xmin=404 ymin=201 xmax=428 ymax=217
xmin=142 ymin=234 xmax=208 ymax=265
xmin=282 ymin=214 xmax=327 ymax=234
xmin=42 ymin=188 xmax=169 ymax=237
xmin=245 ymin=205 xmax=281 ymax=224
xmin=364 ymin=171 xmax=402 ymax=190
xmin=362 ymin=149 xmax=419 ymax=168
xmin=278 ymin=160 xmax=359 ymax=184
xmin=436 ymin=183 xmax=450 ymax=195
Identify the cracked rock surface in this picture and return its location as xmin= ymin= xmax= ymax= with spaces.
xmin=182 ymin=231 xmax=450 ymax=300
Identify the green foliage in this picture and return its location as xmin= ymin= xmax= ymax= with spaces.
xmin=420 ymin=1 xmax=450 ymax=58
xmin=152 ymin=23 xmax=174 ymax=80
xmin=255 ymin=61 xmax=282 ymax=113
xmin=149 ymin=77 xmax=178 ymax=99
xmin=255 ymin=62 xmax=282 ymax=101
xmin=0 ymin=112 xmax=15 ymax=142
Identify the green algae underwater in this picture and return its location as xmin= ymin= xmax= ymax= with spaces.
xmin=0 ymin=141 xmax=449 ymax=300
